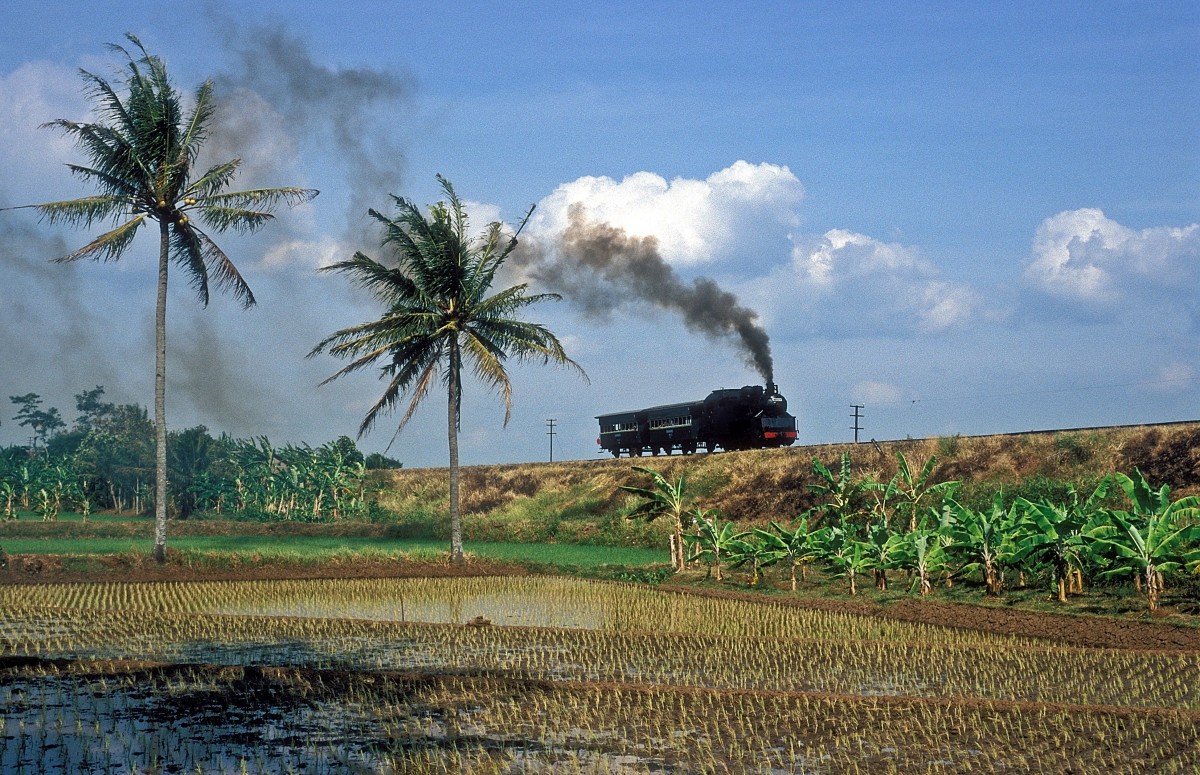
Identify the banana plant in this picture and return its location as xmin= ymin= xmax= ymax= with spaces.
xmin=1086 ymin=469 xmax=1200 ymax=611
xmin=893 ymin=528 xmax=950 ymax=597
xmin=1014 ymin=477 xmax=1110 ymax=603
xmin=868 ymin=448 xmax=960 ymax=535
xmin=812 ymin=521 xmax=873 ymax=596
xmin=621 ymin=466 xmax=694 ymax=571
xmin=726 ymin=533 xmax=777 ymax=587
xmin=946 ymin=494 xmax=1020 ymax=597
xmin=754 ymin=517 xmax=822 ymax=591
xmin=807 ymin=453 xmax=871 ymax=529
xmin=861 ymin=520 xmax=905 ymax=592
xmin=684 ymin=508 xmax=742 ymax=581
xmin=0 ymin=480 xmax=15 ymax=520
xmin=33 ymin=487 xmax=57 ymax=521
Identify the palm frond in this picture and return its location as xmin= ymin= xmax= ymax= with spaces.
xmin=196 ymin=206 xmax=274 ymax=234
xmin=201 ymin=187 xmax=319 ymax=212
xmin=461 ymin=331 xmax=514 ymax=424
xmin=169 ymin=223 xmax=256 ymax=308
xmin=188 ymin=160 xmax=241 ymax=199
xmin=51 ymin=214 xmax=148 ymax=263
xmin=318 ymin=252 xmax=421 ymax=306
xmin=63 ymin=165 xmax=143 ymax=204
xmin=176 ymin=80 xmax=215 ymax=170
xmin=194 ymin=228 xmax=255 ymax=307
xmin=170 ymin=221 xmax=211 ymax=304
xmin=45 ymin=122 xmax=149 ymax=195
xmin=14 ymin=195 xmax=128 ymax=230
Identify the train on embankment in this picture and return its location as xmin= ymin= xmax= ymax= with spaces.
xmin=596 ymin=383 xmax=798 ymax=457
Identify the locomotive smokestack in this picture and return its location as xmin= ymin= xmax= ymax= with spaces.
xmin=514 ymin=205 xmax=775 ymax=383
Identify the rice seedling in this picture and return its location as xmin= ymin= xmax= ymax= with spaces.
xmin=0 ymin=576 xmax=1195 ymax=772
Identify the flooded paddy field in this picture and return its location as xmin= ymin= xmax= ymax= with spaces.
xmin=0 ymin=577 xmax=1196 ymax=773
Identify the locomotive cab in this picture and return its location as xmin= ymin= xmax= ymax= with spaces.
xmin=759 ymin=382 xmax=798 ymax=446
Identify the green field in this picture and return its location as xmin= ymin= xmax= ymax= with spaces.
xmin=0 ymin=530 xmax=666 ymax=569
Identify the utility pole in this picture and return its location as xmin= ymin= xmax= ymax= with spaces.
xmin=850 ymin=405 xmax=864 ymax=444
xmin=546 ymin=418 xmax=557 ymax=462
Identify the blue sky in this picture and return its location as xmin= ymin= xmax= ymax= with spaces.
xmin=1 ymin=1 xmax=1197 ymax=466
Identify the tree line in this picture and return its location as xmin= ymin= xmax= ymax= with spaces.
xmin=2 ymin=388 xmax=400 ymax=522
xmin=625 ymin=451 xmax=1200 ymax=612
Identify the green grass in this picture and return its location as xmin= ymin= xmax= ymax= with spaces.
xmin=0 ymin=534 xmax=667 ymax=569
xmin=2 ymin=511 xmax=140 ymax=524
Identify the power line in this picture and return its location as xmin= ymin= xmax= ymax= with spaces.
xmin=897 ymin=375 xmax=1197 ymax=407
xmin=811 ymin=374 xmax=1197 ymax=413
xmin=546 ymin=418 xmax=557 ymax=462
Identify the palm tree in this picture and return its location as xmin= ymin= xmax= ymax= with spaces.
xmin=9 ymin=35 xmax=317 ymax=562
xmin=310 ymin=175 xmax=585 ymax=565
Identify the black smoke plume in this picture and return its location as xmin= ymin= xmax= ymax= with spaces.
xmin=516 ymin=205 xmax=774 ymax=383
xmin=208 ymin=19 xmax=416 ymax=251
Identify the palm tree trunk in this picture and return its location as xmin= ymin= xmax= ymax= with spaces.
xmin=153 ymin=220 xmax=169 ymax=565
xmin=448 ymin=338 xmax=465 ymax=566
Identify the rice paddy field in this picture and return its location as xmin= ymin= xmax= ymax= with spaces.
xmin=0 ymin=576 xmax=1196 ymax=773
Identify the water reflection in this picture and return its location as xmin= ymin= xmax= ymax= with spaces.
xmin=213 ymin=577 xmax=613 ymax=629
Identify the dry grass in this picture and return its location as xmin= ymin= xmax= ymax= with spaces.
xmin=370 ymin=422 xmax=1200 ymax=530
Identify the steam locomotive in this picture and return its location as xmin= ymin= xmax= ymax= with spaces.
xmin=596 ymin=383 xmax=798 ymax=457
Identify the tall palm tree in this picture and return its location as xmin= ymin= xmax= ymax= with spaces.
xmin=8 ymin=34 xmax=318 ymax=563
xmin=310 ymin=175 xmax=585 ymax=565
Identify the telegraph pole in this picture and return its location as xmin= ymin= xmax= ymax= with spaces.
xmin=850 ymin=405 xmax=864 ymax=443
xmin=546 ymin=418 xmax=557 ymax=462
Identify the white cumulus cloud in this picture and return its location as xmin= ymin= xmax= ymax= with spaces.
xmin=785 ymin=229 xmax=982 ymax=333
xmin=792 ymin=228 xmax=925 ymax=287
xmin=528 ymin=161 xmax=803 ymax=266
xmin=260 ymin=237 xmax=346 ymax=270
xmin=1024 ymin=208 xmax=1200 ymax=303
